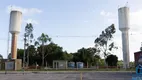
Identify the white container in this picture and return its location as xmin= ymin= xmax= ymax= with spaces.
xmin=9 ymin=10 xmax=22 ymax=34
xmin=118 ymin=7 xmax=129 ymax=30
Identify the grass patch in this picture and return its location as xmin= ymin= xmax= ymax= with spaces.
xmin=18 ymin=68 xmax=135 ymax=72
xmin=0 ymin=68 xmax=135 ymax=72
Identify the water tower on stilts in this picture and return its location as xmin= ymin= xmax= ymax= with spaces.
xmin=5 ymin=10 xmax=22 ymax=70
xmin=9 ymin=11 xmax=22 ymax=59
xmin=118 ymin=6 xmax=130 ymax=69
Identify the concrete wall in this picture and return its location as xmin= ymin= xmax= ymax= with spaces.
xmin=0 ymin=59 xmax=22 ymax=70
xmin=53 ymin=60 xmax=67 ymax=69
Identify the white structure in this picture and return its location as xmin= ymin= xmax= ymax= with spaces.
xmin=118 ymin=6 xmax=130 ymax=69
xmin=9 ymin=10 xmax=22 ymax=59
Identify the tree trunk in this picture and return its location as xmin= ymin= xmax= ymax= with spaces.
xmin=27 ymin=48 xmax=29 ymax=67
xmin=27 ymin=37 xmax=30 ymax=67
xmin=42 ymin=43 xmax=44 ymax=67
xmin=104 ymin=57 xmax=107 ymax=67
xmin=23 ymin=35 xmax=26 ymax=68
xmin=104 ymin=51 xmax=107 ymax=67
xmin=42 ymin=53 xmax=44 ymax=67
xmin=87 ymin=61 xmax=88 ymax=68
xmin=104 ymin=56 xmax=108 ymax=69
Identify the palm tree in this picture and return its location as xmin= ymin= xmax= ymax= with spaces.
xmin=35 ymin=33 xmax=51 ymax=67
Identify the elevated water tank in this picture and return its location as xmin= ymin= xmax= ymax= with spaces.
xmin=9 ymin=10 xmax=22 ymax=34
xmin=118 ymin=6 xmax=130 ymax=30
xmin=77 ymin=62 xmax=83 ymax=68
xmin=68 ymin=62 xmax=75 ymax=68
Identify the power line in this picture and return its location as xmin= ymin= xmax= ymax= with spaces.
xmin=0 ymin=32 xmax=141 ymax=42
xmin=0 ymin=35 xmax=97 ymax=41
xmin=50 ymin=35 xmax=97 ymax=38
xmin=13 ymin=32 xmax=142 ymax=38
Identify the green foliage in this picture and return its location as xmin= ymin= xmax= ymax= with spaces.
xmin=117 ymin=60 xmax=123 ymax=66
xmin=92 ymin=55 xmax=101 ymax=66
xmin=8 ymin=49 xmax=24 ymax=60
xmin=44 ymin=43 xmax=72 ymax=66
xmin=17 ymin=49 xmax=24 ymax=59
xmin=26 ymin=45 xmax=36 ymax=65
xmin=18 ymin=24 xmax=119 ymax=68
xmin=72 ymin=47 xmax=97 ymax=67
xmin=17 ymin=42 xmax=73 ymax=66
xmin=25 ymin=23 xmax=34 ymax=44
xmin=35 ymin=33 xmax=51 ymax=67
xmin=105 ymin=54 xmax=118 ymax=66
xmin=37 ymin=33 xmax=51 ymax=45
xmin=94 ymin=24 xmax=117 ymax=58
xmin=24 ymin=23 xmax=34 ymax=66
xmin=0 ymin=54 xmax=3 ymax=59
xmin=98 ymin=59 xmax=105 ymax=66
xmin=16 ymin=46 xmax=37 ymax=66
xmin=129 ymin=61 xmax=134 ymax=68
xmin=17 ymin=43 xmax=100 ymax=67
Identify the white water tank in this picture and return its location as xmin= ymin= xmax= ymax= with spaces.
xmin=9 ymin=10 xmax=22 ymax=34
xmin=118 ymin=7 xmax=129 ymax=31
xmin=118 ymin=6 xmax=130 ymax=69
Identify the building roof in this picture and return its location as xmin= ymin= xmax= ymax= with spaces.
xmin=53 ymin=60 xmax=68 ymax=62
xmin=134 ymin=51 xmax=142 ymax=54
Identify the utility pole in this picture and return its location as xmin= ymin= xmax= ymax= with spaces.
xmin=7 ymin=5 xmax=13 ymax=59
xmin=7 ymin=32 xmax=10 ymax=59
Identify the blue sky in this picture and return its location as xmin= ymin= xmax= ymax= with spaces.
xmin=0 ymin=0 xmax=142 ymax=61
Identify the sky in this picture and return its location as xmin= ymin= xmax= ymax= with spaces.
xmin=0 ymin=0 xmax=142 ymax=61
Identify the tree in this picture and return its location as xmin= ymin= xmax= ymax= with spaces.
xmin=24 ymin=23 xmax=34 ymax=66
xmin=35 ymin=33 xmax=51 ymax=67
xmin=62 ymin=51 xmax=73 ymax=61
xmin=72 ymin=47 xmax=97 ymax=67
xmin=98 ymin=59 xmax=105 ymax=66
xmin=26 ymin=45 xmax=36 ymax=66
xmin=0 ymin=54 xmax=3 ymax=59
xmin=17 ymin=49 xmax=24 ymax=59
xmin=16 ymin=46 xmax=37 ymax=66
xmin=43 ymin=42 xmax=67 ymax=66
xmin=105 ymin=54 xmax=118 ymax=66
xmin=94 ymin=24 xmax=117 ymax=66
xmin=16 ymin=49 xmax=24 ymax=64
xmin=92 ymin=55 xmax=101 ymax=66
xmin=117 ymin=60 xmax=123 ymax=67
xmin=8 ymin=49 xmax=24 ymax=60
xmin=8 ymin=53 xmax=11 ymax=59
xmin=40 ymin=42 xmax=62 ymax=66
xmin=34 ymin=42 xmax=73 ymax=67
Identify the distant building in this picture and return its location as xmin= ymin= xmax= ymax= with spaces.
xmin=53 ymin=60 xmax=67 ymax=69
xmin=0 ymin=59 xmax=22 ymax=70
xmin=134 ymin=51 xmax=142 ymax=67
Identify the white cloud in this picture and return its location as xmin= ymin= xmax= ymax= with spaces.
xmin=130 ymin=10 xmax=142 ymax=26
xmin=129 ymin=10 xmax=142 ymax=33
xmin=24 ymin=19 xmax=39 ymax=24
xmin=6 ymin=5 xmax=42 ymax=16
xmin=100 ymin=10 xmax=117 ymax=25
xmin=100 ymin=10 xmax=114 ymax=17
